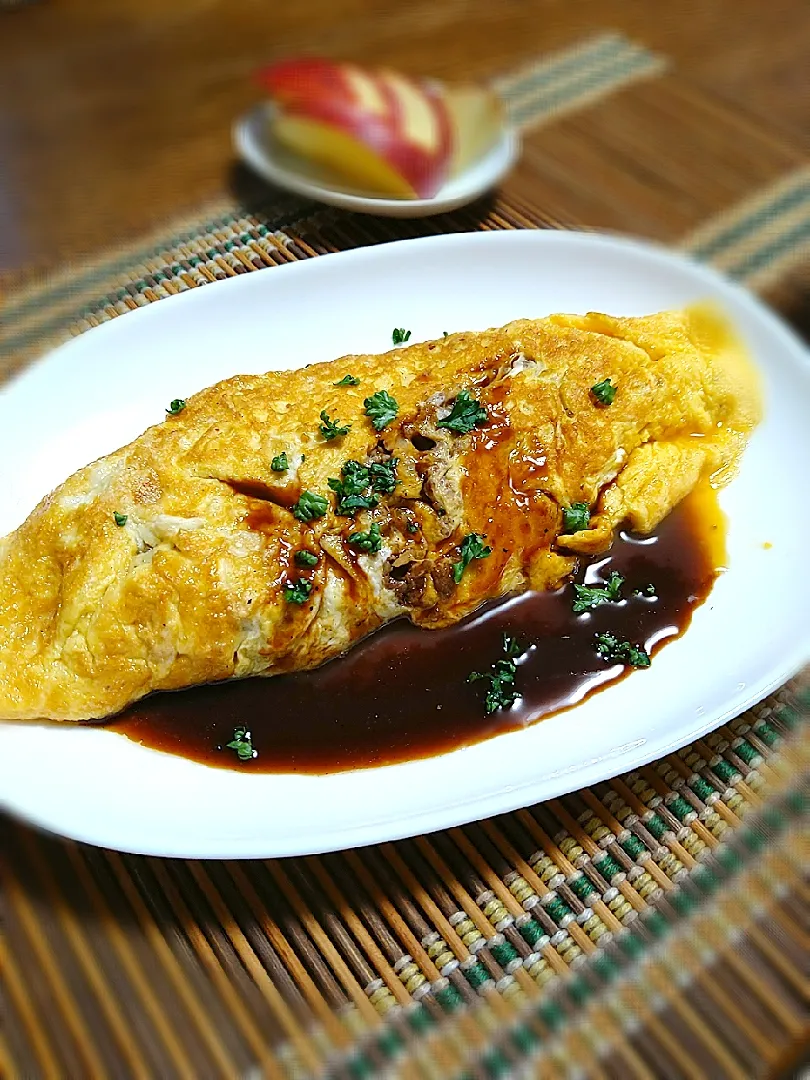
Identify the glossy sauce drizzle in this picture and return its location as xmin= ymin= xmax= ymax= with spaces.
xmin=108 ymin=484 xmax=725 ymax=773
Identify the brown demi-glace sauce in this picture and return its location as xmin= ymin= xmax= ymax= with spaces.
xmin=108 ymin=484 xmax=725 ymax=773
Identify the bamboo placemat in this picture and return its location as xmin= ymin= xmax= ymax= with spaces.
xmin=2 ymin=31 xmax=809 ymax=1080
xmin=3 ymin=686 xmax=808 ymax=1078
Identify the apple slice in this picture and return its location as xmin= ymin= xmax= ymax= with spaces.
xmin=256 ymin=58 xmax=453 ymax=198
xmin=443 ymin=85 xmax=506 ymax=175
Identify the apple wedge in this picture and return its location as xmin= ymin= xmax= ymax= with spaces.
xmin=444 ymin=85 xmax=506 ymax=176
xmin=257 ymin=58 xmax=455 ymax=199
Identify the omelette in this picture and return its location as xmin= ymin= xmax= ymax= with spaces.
xmin=0 ymin=306 xmax=760 ymax=722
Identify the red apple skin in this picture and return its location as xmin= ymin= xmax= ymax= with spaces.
xmin=373 ymin=73 xmax=452 ymax=197
xmin=256 ymin=57 xmax=350 ymax=112
xmin=256 ymin=58 xmax=453 ymax=198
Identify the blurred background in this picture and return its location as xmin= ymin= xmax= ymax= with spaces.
xmin=1 ymin=0 xmax=808 ymax=282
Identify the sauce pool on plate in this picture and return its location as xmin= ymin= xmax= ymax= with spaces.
xmin=107 ymin=484 xmax=725 ymax=773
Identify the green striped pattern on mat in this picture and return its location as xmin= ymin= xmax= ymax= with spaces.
xmin=0 ymin=194 xmax=309 ymax=350
xmin=493 ymin=31 xmax=667 ymax=130
xmin=0 ymin=195 xmax=563 ymax=380
xmin=3 ymin=166 xmax=808 ymax=381
xmin=680 ymin=165 xmax=810 ymax=287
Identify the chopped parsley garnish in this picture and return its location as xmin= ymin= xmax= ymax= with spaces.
xmin=369 ymin=458 xmax=399 ymax=495
xmin=562 ymin=502 xmax=590 ymax=533
xmin=334 ymin=374 xmax=360 ymax=387
xmin=502 ymin=634 xmax=523 ymax=659
xmin=468 ymin=634 xmax=525 ymax=715
xmin=572 ymin=571 xmax=625 ymax=614
xmin=113 ymin=511 xmax=128 ymax=527
xmin=294 ymin=550 xmax=319 ymax=568
xmin=348 ymin=522 xmax=383 ymax=554
xmin=319 ymin=410 xmax=351 ymax=441
xmin=469 ymin=660 xmax=519 ymax=714
xmin=328 ymin=457 xmax=398 ymax=515
xmin=591 ymin=378 xmax=617 ymax=406
xmin=271 ymin=451 xmax=289 ymax=472
xmin=292 ymin=490 xmax=329 ymax=522
xmin=634 ymin=583 xmax=657 ymax=597
xmin=407 ymin=521 xmax=419 ymax=534
xmin=392 ymin=328 xmax=411 ymax=345
xmin=226 ymin=726 xmax=256 ymax=762
xmin=166 ymin=398 xmax=186 ymax=415
xmin=453 ymin=532 xmax=492 ymax=584
xmin=442 ymin=331 xmax=449 ymax=338
xmin=437 ymin=390 xmax=488 ymax=435
xmin=284 ymin=579 xmax=313 ymax=605
xmin=364 ymin=390 xmax=399 ymax=432
xmin=340 ymin=460 xmax=369 ymax=488
xmin=594 ymin=632 xmax=650 ymax=668
xmin=329 ymin=461 xmax=379 ymax=516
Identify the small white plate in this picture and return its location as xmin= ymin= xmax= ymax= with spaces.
xmin=1 ymin=230 xmax=809 ymax=858
xmin=234 ymin=102 xmax=520 ymax=217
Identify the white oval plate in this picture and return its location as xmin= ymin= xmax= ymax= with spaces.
xmin=234 ymin=102 xmax=520 ymax=217
xmin=1 ymin=230 xmax=809 ymax=858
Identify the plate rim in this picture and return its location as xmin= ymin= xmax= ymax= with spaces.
xmin=1 ymin=227 xmax=809 ymax=858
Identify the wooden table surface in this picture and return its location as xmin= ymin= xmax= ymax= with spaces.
xmin=1 ymin=0 xmax=808 ymax=274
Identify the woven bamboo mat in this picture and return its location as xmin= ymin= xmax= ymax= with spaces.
xmin=3 ymin=687 xmax=808 ymax=1078
xmin=2 ymin=31 xmax=810 ymax=1080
